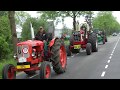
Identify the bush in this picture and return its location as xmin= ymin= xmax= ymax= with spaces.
xmin=0 ymin=36 xmax=10 ymax=60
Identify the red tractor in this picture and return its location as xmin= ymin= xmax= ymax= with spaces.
xmin=69 ymin=19 xmax=98 ymax=55
xmin=2 ymin=22 xmax=67 ymax=79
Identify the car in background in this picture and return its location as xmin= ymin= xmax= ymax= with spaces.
xmin=112 ymin=33 xmax=117 ymax=36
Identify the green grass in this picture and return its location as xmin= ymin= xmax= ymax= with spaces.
xmin=0 ymin=59 xmax=16 ymax=79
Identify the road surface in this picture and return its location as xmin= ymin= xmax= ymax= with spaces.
xmin=16 ymin=35 xmax=120 ymax=79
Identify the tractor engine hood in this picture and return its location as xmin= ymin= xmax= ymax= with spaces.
xmin=17 ymin=40 xmax=44 ymax=47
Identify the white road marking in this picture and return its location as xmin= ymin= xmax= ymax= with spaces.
xmin=111 ymin=51 xmax=114 ymax=54
xmin=76 ymin=53 xmax=79 ymax=55
xmin=110 ymin=53 xmax=113 ymax=56
xmin=107 ymin=60 xmax=110 ymax=63
xmin=71 ymin=55 xmax=74 ymax=57
xmin=29 ymin=74 xmax=39 ymax=79
xmin=109 ymin=56 xmax=112 ymax=59
xmin=101 ymin=71 xmax=106 ymax=77
xmin=100 ymin=37 xmax=120 ymax=78
xmin=105 ymin=65 xmax=108 ymax=69
xmin=67 ymin=58 xmax=70 ymax=59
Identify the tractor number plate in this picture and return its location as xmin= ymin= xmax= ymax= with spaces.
xmin=16 ymin=65 xmax=30 ymax=69
xmin=74 ymin=45 xmax=81 ymax=49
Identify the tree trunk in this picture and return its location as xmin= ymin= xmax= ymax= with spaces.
xmin=8 ymin=11 xmax=17 ymax=54
xmin=73 ymin=12 xmax=76 ymax=31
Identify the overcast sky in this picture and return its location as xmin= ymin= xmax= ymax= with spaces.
xmin=25 ymin=11 xmax=120 ymax=29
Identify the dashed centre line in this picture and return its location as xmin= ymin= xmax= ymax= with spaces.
xmin=109 ymin=56 xmax=112 ymax=59
xmin=101 ymin=36 xmax=120 ymax=78
xmin=101 ymin=71 xmax=106 ymax=77
xmin=105 ymin=65 xmax=108 ymax=69
xmin=107 ymin=60 xmax=110 ymax=63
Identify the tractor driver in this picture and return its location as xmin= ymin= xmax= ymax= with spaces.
xmin=35 ymin=26 xmax=48 ymax=42
xmin=35 ymin=26 xmax=49 ymax=57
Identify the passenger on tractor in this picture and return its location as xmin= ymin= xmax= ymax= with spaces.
xmin=80 ymin=24 xmax=87 ymax=40
xmin=35 ymin=26 xmax=49 ymax=57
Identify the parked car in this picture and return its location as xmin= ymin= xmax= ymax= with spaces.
xmin=112 ymin=33 xmax=117 ymax=36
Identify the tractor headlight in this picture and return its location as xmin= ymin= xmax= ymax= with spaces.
xmin=22 ymin=48 xmax=28 ymax=54
xmin=32 ymin=51 xmax=35 ymax=57
xmin=32 ymin=49 xmax=36 ymax=58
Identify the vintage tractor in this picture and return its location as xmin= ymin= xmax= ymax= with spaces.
xmin=2 ymin=22 xmax=67 ymax=79
xmin=69 ymin=17 xmax=98 ymax=55
xmin=93 ymin=28 xmax=107 ymax=44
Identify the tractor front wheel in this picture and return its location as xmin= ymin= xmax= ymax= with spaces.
xmin=2 ymin=64 xmax=16 ymax=79
xmin=86 ymin=43 xmax=92 ymax=55
xmin=40 ymin=61 xmax=51 ymax=79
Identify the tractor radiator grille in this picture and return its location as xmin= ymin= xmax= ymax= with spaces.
xmin=17 ymin=45 xmax=29 ymax=58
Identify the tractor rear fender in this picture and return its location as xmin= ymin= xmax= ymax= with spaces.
xmin=49 ymin=38 xmax=58 ymax=47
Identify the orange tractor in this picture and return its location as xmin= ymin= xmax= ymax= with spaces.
xmin=2 ymin=21 xmax=67 ymax=79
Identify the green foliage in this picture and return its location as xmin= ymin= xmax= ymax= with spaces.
xmin=0 ymin=36 xmax=10 ymax=59
xmin=15 ymin=11 xmax=31 ymax=27
xmin=0 ymin=15 xmax=13 ymax=60
xmin=21 ymin=17 xmax=48 ymax=41
xmin=93 ymin=11 xmax=120 ymax=35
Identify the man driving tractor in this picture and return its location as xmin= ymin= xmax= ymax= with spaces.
xmin=35 ymin=26 xmax=49 ymax=57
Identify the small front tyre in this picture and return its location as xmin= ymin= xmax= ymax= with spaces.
xmin=40 ymin=61 xmax=51 ymax=79
xmin=2 ymin=64 xmax=16 ymax=79
xmin=86 ymin=43 xmax=92 ymax=55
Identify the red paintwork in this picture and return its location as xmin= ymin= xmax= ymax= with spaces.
xmin=60 ymin=45 xmax=66 ymax=68
xmin=45 ymin=65 xmax=51 ymax=78
xmin=17 ymin=40 xmax=44 ymax=63
xmin=7 ymin=67 xmax=15 ymax=79
xmin=49 ymin=38 xmax=56 ymax=47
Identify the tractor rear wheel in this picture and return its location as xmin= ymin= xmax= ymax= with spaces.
xmin=88 ymin=33 xmax=98 ymax=52
xmin=103 ymin=38 xmax=105 ymax=44
xmin=105 ymin=37 xmax=107 ymax=42
xmin=40 ymin=61 xmax=51 ymax=79
xmin=86 ymin=43 xmax=92 ymax=55
xmin=51 ymin=39 xmax=67 ymax=74
xmin=2 ymin=64 xmax=16 ymax=79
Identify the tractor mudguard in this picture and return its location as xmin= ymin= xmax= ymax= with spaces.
xmin=49 ymin=38 xmax=58 ymax=47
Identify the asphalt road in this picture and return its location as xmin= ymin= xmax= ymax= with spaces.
xmin=16 ymin=35 xmax=120 ymax=79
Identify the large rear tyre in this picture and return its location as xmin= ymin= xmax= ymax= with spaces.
xmin=2 ymin=64 xmax=16 ymax=79
xmin=51 ymin=39 xmax=67 ymax=74
xmin=40 ymin=61 xmax=51 ymax=79
xmin=88 ymin=33 xmax=98 ymax=52
xmin=105 ymin=37 xmax=107 ymax=42
xmin=86 ymin=43 xmax=92 ymax=55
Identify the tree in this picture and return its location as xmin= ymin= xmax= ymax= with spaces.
xmin=60 ymin=11 xmax=90 ymax=31
xmin=21 ymin=17 xmax=48 ymax=41
xmin=15 ymin=11 xmax=31 ymax=28
xmin=8 ymin=11 xmax=18 ymax=54
xmin=92 ymin=11 xmax=120 ymax=35
xmin=0 ymin=14 xmax=11 ymax=59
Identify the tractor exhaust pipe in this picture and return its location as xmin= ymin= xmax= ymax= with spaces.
xmin=30 ymin=22 xmax=35 ymax=40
